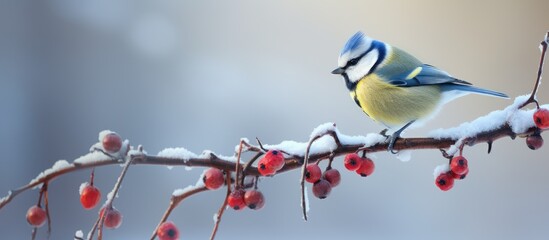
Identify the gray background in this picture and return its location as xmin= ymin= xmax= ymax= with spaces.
xmin=1 ymin=1 xmax=549 ymax=239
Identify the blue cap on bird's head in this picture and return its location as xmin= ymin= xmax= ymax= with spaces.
xmin=340 ymin=31 xmax=366 ymax=56
xmin=336 ymin=31 xmax=374 ymax=69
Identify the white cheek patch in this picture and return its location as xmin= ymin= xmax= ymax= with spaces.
xmin=346 ymin=49 xmax=379 ymax=83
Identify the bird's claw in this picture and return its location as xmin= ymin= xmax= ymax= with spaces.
xmin=387 ymin=133 xmax=399 ymax=154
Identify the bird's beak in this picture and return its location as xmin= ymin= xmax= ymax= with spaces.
xmin=331 ymin=67 xmax=344 ymax=75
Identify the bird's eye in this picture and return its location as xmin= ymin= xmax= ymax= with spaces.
xmin=348 ymin=58 xmax=360 ymax=66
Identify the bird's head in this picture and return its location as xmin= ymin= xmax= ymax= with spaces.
xmin=332 ymin=32 xmax=382 ymax=89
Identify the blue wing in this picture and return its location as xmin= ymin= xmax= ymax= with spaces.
xmin=388 ymin=64 xmax=472 ymax=87
xmin=388 ymin=64 xmax=508 ymax=98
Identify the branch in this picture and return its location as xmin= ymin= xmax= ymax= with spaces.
xmin=1 ymin=114 xmax=547 ymax=212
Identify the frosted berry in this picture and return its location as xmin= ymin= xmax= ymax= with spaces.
xmin=102 ymin=133 xmax=122 ymax=153
xmin=203 ymin=168 xmax=224 ymax=190
xmin=526 ymin=134 xmax=544 ymax=150
xmin=312 ymin=179 xmax=332 ymax=199
xmin=101 ymin=207 xmax=123 ymax=229
xmin=450 ymin=168 xmax=469 ymax=180
xmin=227 ymin=189 xmax=246 ymax=210
xmin=435 ymin=172 xmax=454 ymax=191
xmin=26 ymin=205 xmax=47 ymax=227
xmin=80 ymin=184 xmax=101 ymax=210
xmin=355 ymin=157 xmax=375 ymax=177
xmin=533 ymin=108 xmax=549 ymax=129
xmin=157 ymin=221 xmax=180 ymax=240
xmin=305 ymin=164 xmax=322 ymax=183
xmin=450 ymin=156 xmax=468 ymax=175
xmin=344 ymin=153 xmax=362 ymax=171
xmin=264 ymin=150 xmax=285 ymax=170
xmin=244 ymin=189 xmax=265 ymax=210
xmin=323 ymin=168 xmax=341 ymax=187
xmin=257 ymin=158 xmax=277 ymax=176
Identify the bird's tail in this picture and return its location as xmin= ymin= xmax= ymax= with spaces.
xmin=441 ymin=84 xmax=509 ymax=99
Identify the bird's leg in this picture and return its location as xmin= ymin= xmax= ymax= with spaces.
xmin=387 ymin=120 xmax=415 ymax=154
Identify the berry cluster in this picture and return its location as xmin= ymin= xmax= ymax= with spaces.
xmin=303 ymin=163 xmax=341 ymax=199
xmin=344 ymin=153 xmax=375 ymax=177
xmin=227 ymin=188 xmax=266 ymax=210
xmin=435 ymin=155 xmax=469 ymax=191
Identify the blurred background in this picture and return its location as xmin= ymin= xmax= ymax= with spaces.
xmin=1 ymin=0 xmax=548 ymax=239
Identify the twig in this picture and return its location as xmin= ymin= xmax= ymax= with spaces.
xmin=44 ymin=184 xmax=51 ymax=239
xmin=300 ymin=134 xmax=322 ymax=221
xmin=234 ymin=141 xmax=245 ymax=188
xmin=31 ymin=227 xmax=37 ymax=240
xmin=87 ymin=156 xmax=135 ymax=240
xmin=241 ymin=152 xmax=263 ymax=186
xmin=210 ymin=171 xmax=232 ymax=240
xmin=519 ymin=31 xmax=549 ymax=109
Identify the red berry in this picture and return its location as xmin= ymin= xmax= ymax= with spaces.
xmin=227 ymin=189 xmax=246 ymax=210
xmin=102 ymin=133 xmax=122 ymax=153
xmin=264 ymin=150 xmax=285 ymax=170
xmin=344 ymin=153 xmax=363 ymax=171
xmin=450 ymin=168 xmax=469 ymax=180
xmin=435 ymin=172 xmax=454 ymax=191
xmin=355 ymin=157 xmax=375 ymax=177
xmin=305 ymin=164 xmax=322 ymax=183
xmin=257 ymin=158 xmax=277 ymax=176
xmin=312 ymin=179 xmax=332 ymax=199
xmin=203 ymin=168 xmax=224 ymax=190
xmin=526 ymin=134 xmax=544 ymax=150
xmin=101 ymin=207 xmax=123 ymax=229
xmin=450 ymin=156 xmax=468 ymax=175
xmin=323 ymin=169 xmax=341 ymax=187
xmin=533 ymin=108 xmax=549 ymax=129
xmin=26 ymin=205 xmax=46 ymax=227
xmin=257 ymin=150 xmax=285 ymax=176
xmin=80 ymin=184 xmax=101 ymax=210
xmin=157 ymin=221 xmax=180 ymax=240
xmin=244 ymin=189 xmax=265 ymax=210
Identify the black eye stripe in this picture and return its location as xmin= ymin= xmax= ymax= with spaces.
xmin=344 ymin=46 xmax=371 ymax=69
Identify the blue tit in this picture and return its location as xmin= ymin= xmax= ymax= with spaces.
xmin=331 ymin=32 xmax=508 ymax=153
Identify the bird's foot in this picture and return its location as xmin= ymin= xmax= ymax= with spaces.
xmin=387 ymin=132 xmax=400 ymax=154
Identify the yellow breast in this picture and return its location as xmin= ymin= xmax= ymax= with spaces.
xmin=351 ymin=74 xmax=441 ymax=127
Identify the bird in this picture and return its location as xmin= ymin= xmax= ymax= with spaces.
xmin=331 ymin=32 xmax=508 ymax=153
